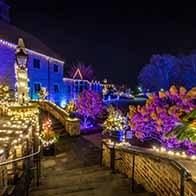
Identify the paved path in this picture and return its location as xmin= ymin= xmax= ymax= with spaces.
xmin=30 ymin=135 xmax=150 ymax=196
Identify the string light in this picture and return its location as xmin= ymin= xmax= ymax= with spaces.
xmin=0 ymin=102 xmax=40 ymax=155
xmin=0 ymin=38 xmax=64 ymax=64
xmin=0 ymin=149 xmax=4 ymax=155
xmin=152 ymin=146 xmax=195 ymax=160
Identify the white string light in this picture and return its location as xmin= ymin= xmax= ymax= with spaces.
xmin=0 ymin=38 xmax=64 ymax=64
xmin=151 ymin=146 xmax=196 ymax=160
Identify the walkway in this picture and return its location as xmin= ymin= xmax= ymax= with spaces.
xmin=30 ymin=134 xmax=150 ymax=196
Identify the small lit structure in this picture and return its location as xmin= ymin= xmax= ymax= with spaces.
xmin=102 ymin=78 xmax=115 ymax=95
xmin=63 ymin=68 xmax=103 ymax=102
xmin=15 ymin=38 xmax=29 ymax=105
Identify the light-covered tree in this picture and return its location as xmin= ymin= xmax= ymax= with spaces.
xmin=128 ymin=86 xmax=196 ymax=154
xmin=138 ymin=54 xmax=176 ymax=91
xmin=102 ymin=105 xmax=127 ymax=133
xmin=170 ymin=54 xmax=196 ymax=89
xmin=165 ymin=108 xmax=196 ymax=142
xmin=77 ymin=90 xmax=103 ymax=128
xmin=138 ymin=53 xmax=196 ymax=91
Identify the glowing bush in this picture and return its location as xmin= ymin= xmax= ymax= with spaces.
xmin=39 ymin=118 xmax=59 ymax=147
xmin=77 ymin=90 xmax=103 ymax=128
xmin=102 ymin=105 xmax=127 ymax=133
xmin=128 ymin=86 xmax=195 ymax=144
xmin=65 ymin=100 xmax=77 ymax=117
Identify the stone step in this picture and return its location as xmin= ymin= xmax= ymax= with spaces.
xmin=37 ymin=169 xmax=116 ymax=189
xmin=30 ymin=175 xmax=134 ymax=196
xmin=54 ymin=128 xmax=65 ymax=134
xmin=30 ymin=176 xmax=150 ymax=196
xmin=41 ymin=164 xmax=103 ymax=176
xmin=53 ymin=125 xmax=64 ymax=129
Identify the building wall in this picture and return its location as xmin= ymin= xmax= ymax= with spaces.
xmin=0 ymin=39 xmax=103 ymax=107
xmin=28 ymin=55 xmax=64 ymax=105
xmin=0 ymin=40 xmax=65 ymax=105
xmin=62 ymin=78 xmax=103 ymax=107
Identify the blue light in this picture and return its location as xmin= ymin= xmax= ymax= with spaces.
xmin=60 ymin=99 xmax=67 ymax=108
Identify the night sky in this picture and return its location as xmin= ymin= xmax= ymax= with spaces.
xmin=6 ymin=0 xmax=196 ymax=87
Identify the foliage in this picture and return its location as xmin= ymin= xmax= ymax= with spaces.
xmin=65 ymin=100 xmax=77 ymax=117
xmin=0 ymin=84 xmax=9 ymax=101
xmin=102 ymin=105 xmax=127 ymax=133
xmin=165 ymin=108 xmax=196 ymax=142
xmin=138 ymin=53 xmax=196 ymax=91
xmin=39 ymin=118 xmax=59 ymax=147
xmin=77 ymin=90 xmax=103 ymax=128
xmin=38 ymin=87 xmax=48 ymax=101
xmin=68 ymin=63 xmax=95 ymax=80
xmin=128 ymin=86 xmax=195 ymax=142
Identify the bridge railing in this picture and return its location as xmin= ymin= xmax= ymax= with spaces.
xmin=101 ymin=140 xmax=195 ymax=196
xmin=0 ymin=146 xmax=41 ymax=196
xmin=37 ymin=100 xmax=80 ymax=136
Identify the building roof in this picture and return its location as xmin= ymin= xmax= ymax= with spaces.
xmin=73 ymin=68 xmax=83 ymax=80
xmin=0 ymin=20 xmax=64 ymax=61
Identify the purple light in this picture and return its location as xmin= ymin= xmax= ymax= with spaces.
xmin=129 ymin=86 xmax=196 ymax=154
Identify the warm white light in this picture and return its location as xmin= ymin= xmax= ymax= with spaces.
xmin=160 ymin=147 xmax=166 ymax=152
xmin=191 ymin=155 xmax=196 ymax=160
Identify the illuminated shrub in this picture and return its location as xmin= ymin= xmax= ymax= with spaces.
xmin=128 ymin=86 xmax=196 ymax=153
xmin=102 ymin=105 xmax=127 ymax=133
xmin=77 ymin=90 xmax=103 ymax=128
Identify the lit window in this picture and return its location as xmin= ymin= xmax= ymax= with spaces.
xmin=54 ymin=84 xmax=59 ymax=93
xmin=54 ymin=64 xmax=58 ymax=72
xmin=34 ymin=83 xmax=41 ymax=93
xmin=33 ymin=59 xmax=40 ymax=68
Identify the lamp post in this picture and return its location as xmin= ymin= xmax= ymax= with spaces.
xmin=15 ymin=38 xmax=29 ymax=105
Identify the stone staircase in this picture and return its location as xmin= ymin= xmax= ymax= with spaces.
xmin=29 ymin=134 xmax=151 ymax=196
xmin=32 ymin=112 xmax=151 ymax=196
xmin=30 ymin=163 xmax=150 ymax=196
xmin=41 ymin=111 xmax=66 ymax=135
xmin=51 ymin=117 xmax=66 ymax=135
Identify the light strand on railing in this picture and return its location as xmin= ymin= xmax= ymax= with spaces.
xmin=152 ymin=146 xmax=196 ymax=160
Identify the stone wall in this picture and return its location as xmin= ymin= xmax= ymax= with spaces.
xmin=39 ymin=100 xmax=80 ymax=136
xmin=102 ymin=142 xmax=196 ymax=196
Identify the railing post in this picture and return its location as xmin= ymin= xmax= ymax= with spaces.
xmin=36 ymin=153 xmax=40 ymax=186
xmin=180 ymin=170 xmax=185 ymax=196
xmin=25 ymin=157 xmax=30 ymax=196
xmin=110 ymin=146 xmax=115 ymax=173
xmin=131 ymin=154 xmax=135 ymax=192
xmin=100 ymin=142 xmax=103 ymax=167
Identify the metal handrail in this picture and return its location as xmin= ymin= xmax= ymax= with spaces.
xmin=0 ymin=146 xmax=41 ymax=166
xmin=101 ymin=141 xmax=193 ymax=196
xmin=102 ymin=141 xmax=192 ymax=177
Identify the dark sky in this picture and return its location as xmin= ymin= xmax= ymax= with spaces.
xmin=6 ymin=0 xmax=196 ymax=87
